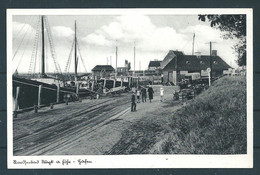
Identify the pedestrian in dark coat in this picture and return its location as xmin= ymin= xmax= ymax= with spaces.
xmin=141 ymin=87 xmax=147 ymax=102
xmin=131 ymin=92 xmax=136 ymax=112
xmin=148 ymin=86 xmax=154 ymax=102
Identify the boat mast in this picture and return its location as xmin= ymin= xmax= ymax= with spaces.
xmin=41 ymin=16 xmax=45 ymax=77
xmin=115 ymin=40 xmax=118 ymax=78
xmin=74 ymin=20 xmax=78 ymax=81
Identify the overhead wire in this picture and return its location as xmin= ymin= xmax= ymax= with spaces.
xmin=13 ymin=16 xmax=33 ymax=45
xmin=12 ymin=16 xmax=35 ymax=61
xmin=64 ymin=38 xmax=75 ymax=73
xmin=76 ymin=39 xmax=88 ymax=73
xmin=15 ymin=20 xmax=36 ymax=72
xmin=44 ymin=16 xmax=62 ymax=74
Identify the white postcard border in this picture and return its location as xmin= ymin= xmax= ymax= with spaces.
xmin=7 ymin=8 xmax=253 ymax=169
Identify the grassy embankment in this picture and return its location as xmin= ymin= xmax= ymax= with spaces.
xmin=109 ymin=76 xmax=247 ymax=154
xmin=153 ymin=76 xmax=247 ymax=154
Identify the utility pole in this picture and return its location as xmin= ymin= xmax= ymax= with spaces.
xmin=192 ymin=33 xmax=195 ymax=55
xmin=206 ymin=41 xmax=216 ymax=81
xmin=134 ymin=41 xmax=136 ymax=76
xmin=209 ymin=41 xmax=213 ymax=81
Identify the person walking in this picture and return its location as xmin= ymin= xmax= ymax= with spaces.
xmin=160 ymin=87 xmax=164 ymax=102
xmin=141 ymin=86 xmax=147 ymax=102
xmin=136 ymin=88 xmax=141 ymax=103
xmin=131 ymin=91 xmax=136 ymax=112
xmin=148 ymin=86 xmax=154 ymax=103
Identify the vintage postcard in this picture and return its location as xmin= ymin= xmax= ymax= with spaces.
xmin=7 ymin=8 xmax=253 ymax=168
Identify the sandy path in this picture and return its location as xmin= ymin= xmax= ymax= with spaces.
xmin=13 ymin=86 xmax=180 ymax=155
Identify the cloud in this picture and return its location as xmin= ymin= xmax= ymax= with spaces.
xmin=12 ymin=21 xmax=35 ymax=40
xmin=81 ymin=15 xmax=239 ymax=68
xmin=52 ymin=26 xmax=74 ymax=38
xmin=82 ymin=33 xmax=111 ymax=46
xmin=82 ymin=15 xmax=188 ymax=52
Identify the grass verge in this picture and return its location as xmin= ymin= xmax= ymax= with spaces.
xmin=152 ymin=76 xmax=247 ymax=154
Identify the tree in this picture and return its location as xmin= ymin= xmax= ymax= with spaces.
xmin=198 ymin=15 xmax=246 ymax=66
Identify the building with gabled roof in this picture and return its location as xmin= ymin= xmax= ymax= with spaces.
xmin=148 ymin=60 xmax=162 ymax=70
xmin=161 ymin=50 xmax=231 ymax=85
xmin=92 ymin=65 xmax=115 ymax=79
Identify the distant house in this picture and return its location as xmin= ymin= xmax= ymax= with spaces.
xmin=148 ymin=60 xmax=162 ymax=71
xmin=160 ymin=50 xmax=231 ymax=85
xmin=92 ymin=65 xmax=115 ymax=79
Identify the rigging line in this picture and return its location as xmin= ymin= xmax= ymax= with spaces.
xmin=64 ymin=38 xmax=75 ymax=73
xmin=76 ymin=39 xmax=87 ymax=73
xmin=12 ymin=16 xmax=36 ymax=61
xmin=32 ymin=24 xmax=40 ymax=76
xmin=13 ymin=16 xmax=33 ymax=44
xmin=16 ymin=23 xmax=35 ymax=71
xmin=77 ymin=38 xmax=91 ymax=71
xmin=195 ymin=40 xmax=200 ymax=53
xmin=33 ymin=22 xmax=40 ymax=75
xmin=44 ymin=17 xmax=62 ymax=74
xmin=180 ymin=40 xmax=191 ymax=52
xmin=28 ymin=16 xmax=41 ymax=75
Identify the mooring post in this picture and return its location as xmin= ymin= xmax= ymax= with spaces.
xmin=34 ymin=105 xmax=38 ymax=113
xmin=103 ymin=79 xmax=106 ymax=89
xmin=128 ymin=77 xmax=131 ymax=88
xmin=113 ymin=79 xmax=116 ymax=88
xmin=15 ymin=86 xmax=20 ymax=111
xmin=38 ymin=85 xmax=42 ymax=109
xmin=14 ymin=86 xmax=20 ymax=118
xmin=92 ymin=81 xmax=94 ymax=91
xmin=56 ymin=83 xmax=60 ymax=103
xmin=76 ymin=82 xmax=79 ymax=96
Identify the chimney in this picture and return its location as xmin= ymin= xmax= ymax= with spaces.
xmin=212 ymin=50 xmax=217 ymax=56
xmin=195 ymin=52 xmax=201 ymax=58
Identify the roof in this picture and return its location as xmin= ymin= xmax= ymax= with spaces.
xmin=148 ymin=60 xmax=162 ymax=67
xmin=162 ymin=50 xmax=231 ymax=71
xmin=92 ymin=65 xmax=115 ymax=71
xmin=160 ymin=50 xmax=184 ymax=69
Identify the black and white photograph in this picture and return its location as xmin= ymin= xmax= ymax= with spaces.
xmin=7 ymin=9 xmax=253 ymax=168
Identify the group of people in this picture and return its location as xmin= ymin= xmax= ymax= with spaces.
xmin=131 ymin=85 xmax=163 ymax=112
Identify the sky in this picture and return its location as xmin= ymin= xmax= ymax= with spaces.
xmin=12 ymin=14 xmax=239 ymax=74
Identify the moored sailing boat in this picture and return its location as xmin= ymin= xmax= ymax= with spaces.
xmin=12 ymin=16 xmax=94 ymax=111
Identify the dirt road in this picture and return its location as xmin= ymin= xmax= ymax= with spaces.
xmin=13 ymin=86 xmax=181 ymax=155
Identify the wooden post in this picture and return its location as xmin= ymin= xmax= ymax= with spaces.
xmin=92 ymin=81 xmax=94 ymax=91
xmin=14 ymin=86 xmax=20 ymax=118
xmin=103 ymin=79 xmax=107 ymax=89
xmin=15 ymin=86 xmax=20 ymax=111
xmin=128 ymin=77 xmax=131 ymax=88
xmin=56 ymin=83 xmax=60 ymax=103
xmin=113 ymin=79 xmax=116 ymax=88
xmin=173 ymin=71 xmax=177 ymax=85
xmin=38 ymin=85 xmax=42 ymax=108
xmin=76 ymin=82 xmax=79 ymax=95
